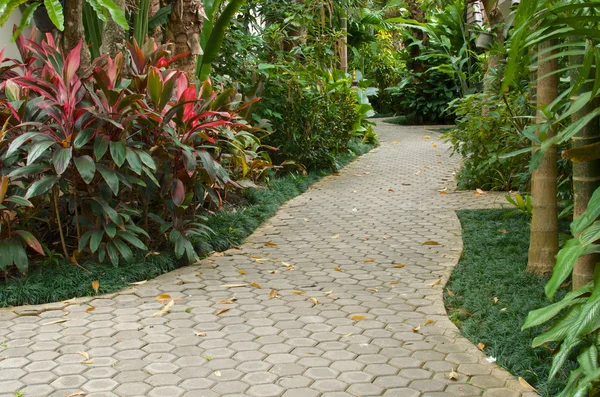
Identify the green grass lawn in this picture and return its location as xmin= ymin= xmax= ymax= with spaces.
xmin=445 ymin=209 xmax=573 ymax=396
xmin=0 ymin=140 xmax=375 ymax=307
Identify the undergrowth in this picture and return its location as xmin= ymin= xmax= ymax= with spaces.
xmin=0 ymin=140 xmax=374 ymax=307
xmin=444 ymin=209 xmax=573 ymax=396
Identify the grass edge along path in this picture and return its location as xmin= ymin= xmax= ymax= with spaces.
xmin=444 ymin=209 xmax=573 ymax=397
xmin=0 ymin=140 xmax=375 ymax=308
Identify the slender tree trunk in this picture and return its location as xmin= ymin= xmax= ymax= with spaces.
xmin=166 ymin=0 xmax=204 ymax=80
xmin=405 ymin=0 xmax=426 ymax=73
xmin=101 ymin=0 xmax=126 ymax=57
xmin=481 ymin=0 xmax=505 ymax=97
xmin=339 ymin=9 xmax=348 ymax=74
xmin=571 ymin=49 xmax=600 ymax=289
xmin=527 ymin=40 xmax=559 ymax=274
xmin=63 ymin=0 xmax=91 ymax=68
xmin=149 ymin=0 xmax=164 ymax=42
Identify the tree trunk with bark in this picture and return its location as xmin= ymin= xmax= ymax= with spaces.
xmin=481 ymin=0 xmax=505 ymax=96
xmin=527 ymin=40 xmax=559 ymax=274
xmin=571 ymin=50 xmax=600 ymax=289
xmin=101 ymin=0 xmax=126 ymax=57
xmin=405 ymin=0 xmax=425 ymax=73
xmin=339 ymin=10 xmax=348 ymax=74
xmin=63 ymin=0 xmax=91 ymax=69
xmin=166 ymin=0 xmax=204 ymax=80
xmin=149 ymin=0 xmax=164 ymax=42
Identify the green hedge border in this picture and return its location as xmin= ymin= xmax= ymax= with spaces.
xmin=0 ymin=140 xmax=375 ymax=307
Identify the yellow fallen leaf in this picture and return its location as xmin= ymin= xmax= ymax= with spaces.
xmin=422 ymin=135 xmax=431 ymax=139
xmin=145 ymin=252 xmax=160 ymax=258
xmin=435 ymin=153 xmax=441 ymax=157
xmin=91 ymin=280 xmax=100 ymax=294
xmin=422 ymin=241 xmax=440 ymax=245
xmin=477 ymin=343 xmax=485 ymax=351
xmin=351 ymin=315 xmax=366 ymax=321
xmin=366 ymin=288 xmax=379 ymax=292
xmin=264 ymin=242 xmax=277 ymax=247
xmin=153 ymin=300 xmax=175 ymax=317
xmin=323 ymin=290 xmax=333 ymax=295
xmin=77 ymin=351 xmax=90 ymax=360
xmin=392 ymin=141 xmax=399 ymax=144
xmin=440 ymin=191 xmax=448 ymax=195
xmin=332 ymin=234 xmax=340 ymax=239
xmin=412 ymin=325 xmax=421 ymax=333
xmin=427 ymin=279 xmax=441 ymax=287
xmin=221 ymin=283 xmax=249 ymax=288
xmin=219 ymin=299 xmax=235 ymax=304
xmin=238 ymin=269 xmax=247 ymax=275
xmin=155 ymin=294 xmax=172 ymax=301
xmin=195 ymin=332 xmax=206 ymax=337
xmin=251 ymin=282 xmax=262 ymax=289
xmin=216 ymin=309 xmax=230 ymax=315
xmin=518 ymin=377 xmax=537 ymax=392
xmin=393 ymin=264 xmax=407 ymax=269
xmin=333 ymin=267 xmax=343 ymax=272
xmin=447 ymin=289 xmax=455 ymax=297
xmin=389 ymin=281 xmax=399 ymax=285
xmin=269 ymin=289 xmax=279 ymax=299
xmin=85 ymin=307 xmax=95 ymax=313
xmin=309 ymin=297 xmax=319 ymax=305
xmin=364 ymin=259 xmax=375 ymax=263
xmin=476 ymin=188 xmax=486 ymax=195
xmin=251 ymin=255 xmax=261 ymax=259
xmin=42 ymin=319 xmax=68 ymax=326
xmin=291 ymin=291 xmax=306 ymax=295
xmin=82 ymin=361 xmax=93 ymax=365
xmin=493 ymin=297 xmax=499 ymax=304
xmin=67 ymin=393 xmax=87 ymax=397
xmin=432 ymin=142 xmax=438 ymax=148
xmin=448 ymin=369 xmax=459 ymax=380
xmin=424 ymin=319 xmax=434 ymax=326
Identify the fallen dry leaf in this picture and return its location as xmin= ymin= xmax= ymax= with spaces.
xmin=427 ymin=279 xmax=441 ymax=287
xmin=333 ymin=173 xmax=341 ymax=176
xmin=251 ymin=282 xmax=262 ymax=289
xmin=333 ymin=267 xmax=343 ymax=272
xmin=477 ymin=343 xmax=485 ymax=351
xmin=291 ymin=291 xmax=306 ymax=295
xmin=447 ymin=289 xmax=455 ymax=297
xmin=366 ymin=288 xmax=379 ymax=292
xmin=238 ymin=269 xmax=247 ymax=275
xmin=268 ymin=270 xmax=277 ymax=274
xmin=393 ymin=264 xmax=407 ymax=269
xmin=129 ymin=280 xmax=147 ymax=286
xmin=364 ymin=259 xmax=375 ymax=263
xmin=269 ymin=289 xmax=279 ymax=299
xmin=42 ymin=319 xmax=68 ymax=326
xmin=323 ymin=290 xmax=333 ymax=295
xmin=440 ymin=191 xmax=448 ymax=195
xmin=493 ymin=297 xmax=499 ymax=304
xmin=422 ymin=135 xmax=431 ymax=139
xmin=432 ymin=142 xmax=438 ymax=148
xmin=221 ymin=283 xmax=249 ymax=288
xmin=215 ymin=370 xmax=222 ymax=377
xmin=392 ymin=141 xmax=399 ymax=144
xmin=309 ymin=297 xmax=319 ymax=305
xmin=195 ymin=332 xmax=206 ymax=337
xmin=476 ymin=188 xmax=486 ymax=195
xmin=351 ymin=315 xmax=366 ymax=321
xmin=77 ymin=351 xmax=90 ymax=360
xmin=425 ymin=319 xmax=434 ymax=326
xmin=448 ymin=369 xmax=459 ymax=380
xmin=91 ymin=280 xmax=100 ymax=294
xmin=383 ymin=236 xmax=389 ymax=240
xmin=500 ymin=307 xmax=508 ymax=312
xmin=436 ymin=153 xmax=441 ymax=157
xmin=264 ymin=242 xmax=277 ymax=247
xmin=412 ymin=325 xmax=421 ymax=333
xmin=388 ymin=189 xmax=395 ymax=192
xmin=153 ymin=300 xmax=175 ymax=317
xmin=85 ymin=307 xmax=95 ymax=313
xmin=498 ymin=229 xmax=509 ymax=233
xmin=67 ymin=393 xmax=87 ymax=397
xmin=155 ymin=294 xmax=172 ymax=302
xmin=332 ymin=234 xmax=340 ymax=239
xmin=219 ymin=299 xmax=235 ymax=304
xmin=518 ymin=377 xmax=537 ymax=392
xmin=389 ymin=281 xmax=399 ymax=285
xmin=414 ymin=170 xmax=422 ymax=175
xmin=422 ymin=241 xmax=440 ymax=245
xmin=216 ymin=309 xmax=230 ymax=316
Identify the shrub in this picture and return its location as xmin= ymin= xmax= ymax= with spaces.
xmin=0 ymin=33 xmax=268 ymax=276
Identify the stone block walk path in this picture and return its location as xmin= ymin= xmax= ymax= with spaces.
xmin=0 ymin=122 xmax=537 ymax=397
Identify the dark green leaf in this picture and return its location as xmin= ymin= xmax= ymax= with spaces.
xmin=109 ymin=141 xmax=126 ymax=167
xmin=53 ymin=147 xmax=72 ymax=175
xmin=97 ymin=164 xmax=119 ymax=195
xmin=25 ymin=175 xmax=59 ymax=199
xmin=74 ymin=155 xmax=96 ymax=184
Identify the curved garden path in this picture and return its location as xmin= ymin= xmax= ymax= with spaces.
xmin=0 ymin=122 xmax=537 ymax=397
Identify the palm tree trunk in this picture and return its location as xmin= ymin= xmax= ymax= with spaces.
xmin=481 ymin=0 xmax=505 ymax=97
xmin=527 ymin=40 xmax=559 ymax=274
xmin=571 ymin=49 xmax=600 ymax=289
xmin=166 ymin=0 xmax=204 ymax=80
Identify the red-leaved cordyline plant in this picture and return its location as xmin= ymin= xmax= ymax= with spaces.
xmin=0 ymin=32 xmax=272 ymax=276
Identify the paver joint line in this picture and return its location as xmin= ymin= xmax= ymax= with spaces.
xmin=0 ymin=121 xmax=532 ymax=397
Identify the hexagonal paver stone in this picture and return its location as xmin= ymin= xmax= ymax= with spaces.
xmin=114 ymin=382 xmax=152 ymax=397
xmin=247 ymin=384 xmax=285 ymax=397
xmin=82 ymin=378 xmax=119 ymax=392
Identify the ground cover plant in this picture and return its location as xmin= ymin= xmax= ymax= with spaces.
xmin=445 ymin=209 xmax=572 ymax=396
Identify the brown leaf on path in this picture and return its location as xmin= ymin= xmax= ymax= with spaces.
xmin=251 ymin=282 xmax=262 ymax=289
xmin=364 ymin=259 xmax=375 ymax=263
xmin=291 ymin=291 xmax=306 ymax=295
xmin=448 ymin=369 xmax=459 ymax=380
xmin=518 ymin=377 xmax=537 ymax=392
xmin=435 ymin=153 xmax=441 ymax=157
xmin=221 ymin=283 xmax=249 ymax=288
xmin=422 ymin=135 xmax=431 ymax=139
xmin=392 ymin=141 xmax=399 ymax=144
xmin=427 ymin=279 xmax=441 ymax=287
xmin=351 ymin=315 xmax=366 ymax=321
xmin=85 ymin=307 xmax=95 ymax=313
xmin=332 ymin=234 xmax=340 ymax=239
xmin=195 ymin=332 xmax=206 ymax=337
xmin=432 ymin=142 xmax=438 ymax=148
xmin=216 ymin=309 xmax=230 ymax=316
xmin=414 ymin=170 xmax=422 ymax=175
xmin=477 ymin=343 xmax=485 ymax=351
xmin=153 ymin=300 xmax=175 ymax=317
xmin=422 ymin=241 xmax=440 ymax=245
xmin=389 ymin=281 xmax=399 ymax=285
xmin=67 ymin=393 xmax=87 ymax=397
xmin=238 ymin=269 xmax=247 ymax=275
xmin=77 ymin=351 xmax=90 ymax=360
xmin=155 ymin=294 xmax=172 ymax=301
xmin=219 ymin=299 xmax=235 ymax=304
xmin=309 ymin=297 xmax=319 ymax=305
xmin=333 ymin=173 xmax=341 ymax=176
xmin=440 ymin=191 xmax=448 ymax=195
xmin=366 ymin=288 xmax=379 ymax=292
xmin=424 ymin=319 xmax=434 ymax=326
xmin=388 ymin=189 xmax=395 ymax=192
xmin=42 ymin=319 xmax=68 ymax=326
xmin=412 ymin=325 xmax=421 ymax=333
xmin=91 ymin=280 xmax=100 ymax=294
xmin=402 ymin=183 xmax=411 ymax=186
xmin=269 ymin=289 xmax=279 ymax=299
xmin=393 ymin=264 xmax=407 ymax=269
xmin=323 ymin=290 xmax=333 ymax=295
xmin=333 ymin=267 xmax=343 ymax=272
xmin=264 ymin=242 xmax=277 ymax=247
